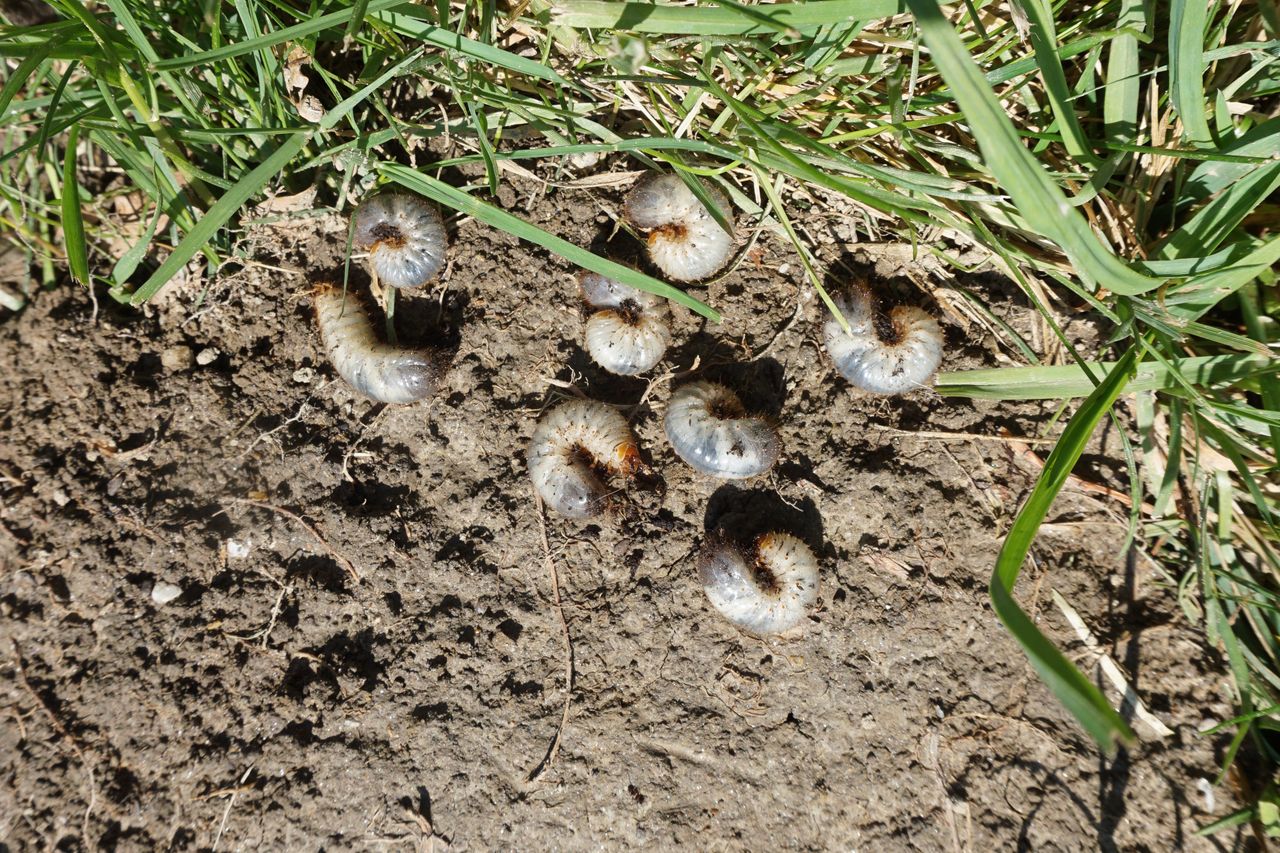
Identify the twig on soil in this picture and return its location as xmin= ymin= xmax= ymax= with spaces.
xmin=241 ymin=259 xmax=305 ymax=277
xmin=0 ymin=519 xmax=31 ymax=546
xmin=222 ymin=568 xmax=292 ymax=648
xmin=212 ymin=767 xmax=253 ymax=851
xmin=225 ymin=498 xmax=361 ymax=584
xmin=104 ymin=506 xmax=165 ymax=543
xmin=751 ymin=288 xmax=806 ymax=361
xmin=341 ymin=407 xmax=390 ymax=482
xmin=1003 ymin=431 xmax=1153 ymax=511
xmin=869 ymin=425 xmax=1057 ymax=445
xmin=226 ymin=405 xmax=265 ymax=443
xmin=536 ymin=374 xmax=589 ymax=399
xmin=237 ymin=389 xmax=328 ymax=462
xmin=525 ymin=496 xmax=575 ymax=784
xmin=86 ymin=280 xmax=99 ymax=327
xmin=1050 ymin=590 xmax=1174 ymax=738
xmin=922 ymin=732 xmax=973 ymax=853
xmin=401 ymin=802 xmax=451 ymax=852
xmin=10 ymin=639 xmax=98 ymax=842
xmin=632 ymin=355 xmax=700 ymax=414
xmin=939 ymin=444 xmax=1004 ymax=519
xmin=0 ymin=460 xmax=28 ymax=487
xmin=10 ymin=641 xmax=84 ymax=753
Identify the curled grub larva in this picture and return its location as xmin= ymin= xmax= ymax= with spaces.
xmin=313 ymin=284 xmax=443 ymax=404
xmin=624 ymin=173 xmax=734 ymax=282
xmin=579 ymin=272 xmax=672 ymax=376
xmin=664 ymin=381 xmax=780 ymax=479
xmin=823 ymin=286 xmax=944 ymax=395
xmin=352 ymin=192 xmax=447 ymax=289
xmin=527 ymin=399 xmax=642 ymax=519
xmin=699 ymin=532 xmax=818 ymax=635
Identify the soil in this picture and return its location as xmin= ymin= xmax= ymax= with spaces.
xmin=0 ymin=162 xmax=1249 ymax=851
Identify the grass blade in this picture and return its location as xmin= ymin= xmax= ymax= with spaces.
xmin=60 ymin=124 xmax=89 ymax=286
xmin=1178 ymin=117 xmax=1280 ymax=208
xmin=110 ymin=195 xmax=162 ymax=284
xmin=345 ymin=0 xmax=372 ymax=41
xmin=369 ymin=8 xmax=570 ymax=85
xmin=935 ymin=353 xmax=1275 ymax=400
xmin=905 ymin=0 xmax=1165 ymax=296
xmin=128 ymin=133 xmax=309 ymax=304
xmin=1169 ymin=0 xmax=1213 ymax=146
xmin=0 ymin=49 xmax=51 ymax=120
xmin=1239 ymin=285 xmax=1280 ymax=457
xmin=1016 ymin=0 xmax=1097 ymax=163
xmin=1163 ymin=236 xmax=1280 ymax=321
xmin=990 ymin=345 xmax=1143 ymax=752
xmin=35 ymin=59 xmax=77 ymax=161
xmin=1102 ymin=0 xmax=1144 ymax=141
xmin=153 ymin=0 xmax=404 ymax=70
xmin=551 ymin=1 xmax=905 ymax=35
xmin=1156 ymin=162 xmax=1280 ymax=259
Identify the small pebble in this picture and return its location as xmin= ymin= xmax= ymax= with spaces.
xmin=151 ymin=582 xmax=183 ymax=605
xmin=1196 ymin=778 xmax=1215 ymax=812
xmin=196 ymin=347 xmax=219 ymax=366
xmin=161 ymin=345 xmax=194 ymax=371
xmin=568 ymin=150 xmax=603 ymax=171
xmin=226 ymin=539 xmax=251 ymax=560
xmin=292 ymin=367 xmax=316 ymax=385
xmin=492 ymin=630 xmax=516 ymax=655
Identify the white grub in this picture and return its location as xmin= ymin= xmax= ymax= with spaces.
xmin=352 ymin=192 xmax=447 ymax=289
xmin=823 ymin=285 xmax=944 ymax=395
xmin=313 ymin=284 xmax=442 ymax=404
xmin=664 ymin=381 xmax=780 ymax=479
xmin=624 ymin=173 xmax=734 ymax=282
xmin=527 ymin=399 xmax=641 ymax=520
xmin=579 ymin=272 xmax=672 ymax=376
xmin=699 ymin=532 xmax=818 ymax=635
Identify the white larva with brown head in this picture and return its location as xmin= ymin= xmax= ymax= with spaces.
xmin=352 ymin=192 xmax=447 ymax=289
xmin=664 ymin=381 xmax=780 ymax=479
xmin=624 ymin=173 xmax=734 ymax=282
xmin=579 ymin=272 xmax=672 ymax=376
xmin=699 ymin=532 xmax=819 ymax=635
xmin=527 ymin=399 xmax=642 ymax=520
xmin=823 ymin=285 xmax=944 ymax=395
xmin=313 ymin=284 xmax=443 ymax=404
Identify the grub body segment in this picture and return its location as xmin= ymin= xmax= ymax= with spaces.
xmin=579 ymin=272 xmax=672 ymax=376
xmin=699 ymin=532 xmax=819 ymax=635
xmin=313 ymin=285 xmax=442 ymax=404
xmin=664 ymin=381 xmax=780 ymax=479
xmin=823 ymin=287 xmax=943 ymax=395
xmin=527 ymin=400 xmax=641 ymax=519
xmin=353 ymin=193 xmax=447 ymax=289
xmin=624 ymin=173 xmax=734 ymax=282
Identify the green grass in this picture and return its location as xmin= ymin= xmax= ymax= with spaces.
xmin=2 ymin=0 xmax=1278 ymax=824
